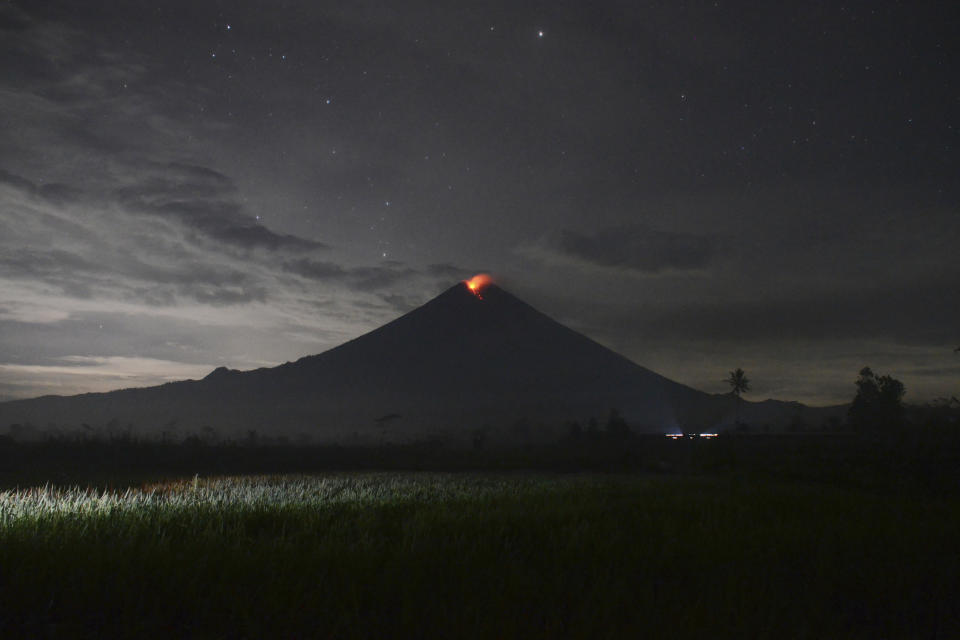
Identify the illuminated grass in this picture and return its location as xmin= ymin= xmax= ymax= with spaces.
xmin=1 ymin=473 xmax=958 ymax=638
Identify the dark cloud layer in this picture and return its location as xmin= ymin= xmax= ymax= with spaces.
xmin=115 ymin=163 xmax=326 ymax=253
xmin=552 ymin=226 xmax=718 ymax=274
xmin=636 ymin=280 xmax=960 ymax=346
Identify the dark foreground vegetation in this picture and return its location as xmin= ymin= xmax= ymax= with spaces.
xmin=3 ymin=426 xmax=960 ymax=495
xmin=2 ymin=430 xmax=960 ymax=638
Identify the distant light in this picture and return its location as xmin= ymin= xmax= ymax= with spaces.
xmin=699 ymin=433 xmax=718 ymax=438
xmin=226 ymin=24 xmax=231 ymax=30
xmin=538 ymin=30 xmax=544 ymax=38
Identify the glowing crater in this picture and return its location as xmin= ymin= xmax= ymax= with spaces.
xmin=465 ymin=274 xmax=492 ymax=299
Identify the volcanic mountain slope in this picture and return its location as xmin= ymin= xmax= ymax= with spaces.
xmin=0 ymin=281 xmax=840 ymax=442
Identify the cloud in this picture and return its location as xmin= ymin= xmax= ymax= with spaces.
xmin=0 ymin=356 xmax=215 ymax=400
xmin=112 ymin=162 xmax=327 ymax=253
xmin=350 ymin=263 xmax=420 ymax=291
xmin=0 ymin=150 xmax=479 ymax=401
xmin=523 ymin=226 xmax=719 ymax=275
xmin=632 ymin=278 xmax=960 ymax=346
xmin=426 ymin=262 xmax=474 ymax=280
xmin=0 ymin=158 xmax=471 ymax=321
xmin=0 ymin=169 xmax=35 ymax=191
xmin=0 ymin=301 xmax=70 ymax=324
xmin=282 ymin=259 xmax=346 ymax=280
xmin=0 ymin=169 xmax=271 ymax=304
xmin=282 ymin=258 xmax=461 ymax=294
xmin=0 ymin=4 xmax=30 ymax=32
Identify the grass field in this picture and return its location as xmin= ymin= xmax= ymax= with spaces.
xmin=2 ymin=470 xmax=959 ymax=639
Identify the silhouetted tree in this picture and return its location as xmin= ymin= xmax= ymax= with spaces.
xmin=847 ymin=367 xmax=905 ymax=433
xmin=725 ymin=368 xmax=750 ymax=425
xmin=585 ymin=417 xmax=600 ymax=441
xmin=201 ymin=425 xmax=216 ymax=444
xmin=913 ymin=397 xmax=960 ymax=430
xmin=605 ymin=408 xmax=631 ymax=440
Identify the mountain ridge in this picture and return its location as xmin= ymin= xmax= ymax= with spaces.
xmin=0 ymin=281 xmax=843 ymax=442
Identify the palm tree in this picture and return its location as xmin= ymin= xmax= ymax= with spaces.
xmin=726 ymin=368 xmax=750 ymax=426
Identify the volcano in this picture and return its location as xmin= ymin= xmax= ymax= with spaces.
xmin=0 ymin=280 xmax=837 ymax=443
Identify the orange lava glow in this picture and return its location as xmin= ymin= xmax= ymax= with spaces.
xmin=465 ymin=273 xmax=493 ymax=298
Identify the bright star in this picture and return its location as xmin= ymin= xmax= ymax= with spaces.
xmin=538 ymin=30 xmax=544 ymax=37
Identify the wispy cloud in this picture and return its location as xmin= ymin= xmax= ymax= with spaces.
xmin=0 ymin=356 xmax=214 ymax=399
xmin=520 ymin=225 xmax=719 ymax=275
xmin=0 ymin=6 xmax=479 ymax=400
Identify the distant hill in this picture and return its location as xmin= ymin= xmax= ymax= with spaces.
xmin=0 ymin=281 xmax=844 ymax=443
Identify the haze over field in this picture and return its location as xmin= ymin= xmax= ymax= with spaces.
xmin=1 ymin=1 xmax=958 ymax=406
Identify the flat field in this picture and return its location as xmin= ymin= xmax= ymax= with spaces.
xmin=2 ymin=470 xmax=958 ymax=639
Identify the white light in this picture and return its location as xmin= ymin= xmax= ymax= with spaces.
xmin=538 ymin=30 xmax=544 ymax=37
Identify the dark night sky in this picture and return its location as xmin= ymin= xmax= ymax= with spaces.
xmin=1 ymin=0 xmax=957 ymax=406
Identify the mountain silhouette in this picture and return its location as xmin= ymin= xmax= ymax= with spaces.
xmin=0 ymin=281 xmax=840 ymax=443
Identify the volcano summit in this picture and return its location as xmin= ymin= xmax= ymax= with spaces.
xmin=0 ymin=279 xmax=834 ymax=443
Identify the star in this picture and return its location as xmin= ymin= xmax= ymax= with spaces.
xmin=538 ymin=30 xmax=544 ymax=38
